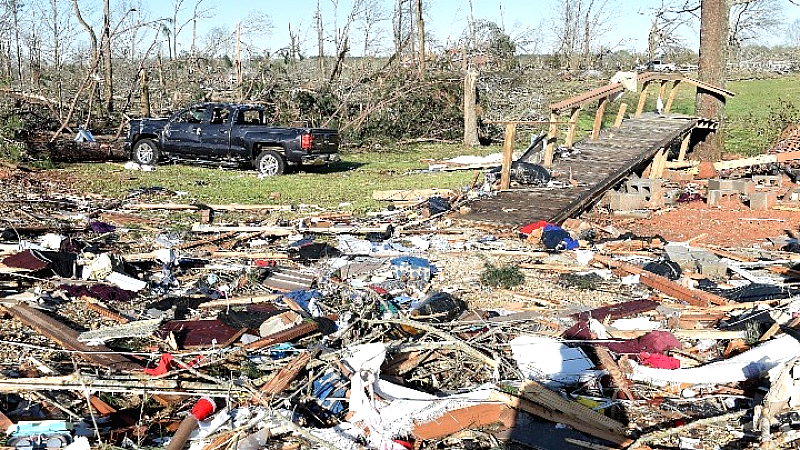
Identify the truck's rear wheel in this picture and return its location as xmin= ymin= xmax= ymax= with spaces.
xmin=255 ymin=150 xmax=286 ymax=177
xmin=132 ymin=139 xmax=160 ymax=166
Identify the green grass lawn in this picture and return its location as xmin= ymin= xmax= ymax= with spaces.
xmin=56 ymin=75 xmax=800 ymax=213
xmin=62 ymin=144 xmax=498 ymax=212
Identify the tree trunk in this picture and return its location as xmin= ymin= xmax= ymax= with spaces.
xmin=463 ymin=68 xmax=479 ymax=148
xmin=140 ymin=69 xmax=150 ymax=117
xmin=316 ymin=0 xmax=325 ymax=76
xmin=695 ymin=0 xmax=729 ymax=161
xmin=415 ymin=0 xmax=425 ymax=76
xmin=102 ymin=0 xmax=113 ymax=114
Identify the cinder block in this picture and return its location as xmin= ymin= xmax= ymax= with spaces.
xmin=753 ymin=175 xmax=782 ymax=188
xmin=707 ymin=179 xmax=735 ymax=191
xmin=750 ymin=191 xmax=778 ymax=210
xmin=608 ymin=192 xmax=647 ymax=211
xmin=731 ymin=180 xmax=756 ymax=196
xmin=707 ymin=189 xmax=738 ymax=207
xmin=626 ymin=179 xmax=663 ymax=200
xmin=696 ymin=260 xmax=728 ymax=279
xmin=664 ymin=245 xmax=694 ymax=271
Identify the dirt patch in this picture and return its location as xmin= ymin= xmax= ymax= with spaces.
xmin=605 ymin=200 xmax=800 ymax=248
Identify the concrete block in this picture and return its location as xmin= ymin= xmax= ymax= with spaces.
xmin=707 ymin=189 xmax=738 ymax=207
xmin=608 ymin=192 xmax=646 ymax=211
xmin=750 ymin=191 xmax=778 ymax=210
xmin=753 ymin=175 xmax=782 ymax=188
xmin=731 ymin=180 xmax=756 ymax=196
xmin=626 ymin=179 xmax=663 ymax=200
xmin=707 ymin=179 xmax=735 ymax=191
xmin=664 ymin=245 xmax=694 ymax=271
xmin=696 ymin=260 xmax=728 ymax=279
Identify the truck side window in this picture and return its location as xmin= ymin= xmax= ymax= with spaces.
xmin=211 ymin=108 xmax=230 ymax=124
xmin=175 ymin=107 xmax=207 ymax=124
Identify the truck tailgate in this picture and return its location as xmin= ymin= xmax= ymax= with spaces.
xmin=310 ymin=129 xmax=339 ymax=154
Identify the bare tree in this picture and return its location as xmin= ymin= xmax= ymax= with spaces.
xmin=553 ymin=0 xmax=618 ymax=69
xmin=415 ymin=0 xmax=424 ymax=75
xmin=729 ymin=0 xmax=784 ymax=51
xmin=316 ymin=0 xmax=324 ymax=74
xmin=168 ymin=0 xmax=212 ymax=60
xmin=355 ymin=0 xmax=388 ymax=57
xmin=8 ymin=0 xmax=24 ymax=81
xmin=696 ymin=0 xmax=729 ymax=160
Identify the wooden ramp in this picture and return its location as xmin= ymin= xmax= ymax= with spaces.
xmin=458 ymin=114 xmax=698 ymax=228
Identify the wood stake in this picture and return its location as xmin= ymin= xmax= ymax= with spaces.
xmin=635 ymin=81 xmax=651 ymax=118
xmin=500 ymin=123 xmax=516 ymax=190
xmin=591 ymin=96 xmax=608 ymax=140
xmin=613 ymin=103 xmax=628 ymax=128
xmin=544 ymin=111 xmax=559 ymax=167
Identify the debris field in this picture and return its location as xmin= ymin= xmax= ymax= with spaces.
xmin=4 ymin=152 xmax=800 ymax=450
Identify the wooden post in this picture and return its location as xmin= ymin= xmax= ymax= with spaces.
xmin=664 ymin=80 xmax=681 ymax=113
xmin=613 ymin=103 xmax=627 ymax=128
xmin=635 ymin=81 xmax=651 ymax=118
xmin=565 ymin=107 xmax=580 ymax=148
xmin=649 ymin=149 xmax=666 ymax=179
xmin=463 ymin=68 xmax=479 ymax=147
xmin=591 ymin=97 xmax=608 ymax=141
xmin=677 ymin=133 xmax=691 ymax=162
xmin=544 ymin=111 xmax=559 ymax=167
xmin=658 ymin=80 xmax=669 ymax=103
xmin=500 ymin=123 xmax=516 ymax=190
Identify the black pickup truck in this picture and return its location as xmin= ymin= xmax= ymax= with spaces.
xmin=125 ymin=103 xmax=339 ymax=176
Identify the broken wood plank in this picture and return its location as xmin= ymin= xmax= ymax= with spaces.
xmin=490 ymin=382 xmax=632 ymax=446
xmin=198 ymin=294 xmax=282 ymax=309
xmin=191 ymin=224 xmax=294 ymax=235
xmin=124 ymin=203 xmax=292 ymax=211
xmin=372 ymin=189 xmax=457 ymax=201
xmin=592 ymin=254 xmax=728 ymax=306
xmin=2 ymin=303 xmax=141 ymax=371
xmin=412 ymin=403 xmax=516 ymax=440
xmin=258 ymin=351 xmax=315 ymax=397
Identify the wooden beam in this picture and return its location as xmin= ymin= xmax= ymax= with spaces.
xmin=544 ymin=111 xmax=559 ymax=167
xmin=490 ymin=382 xmax=632 ymax=446
xmin=635 ymin=81 xmax=651 ymax=118
xmin=591 ymin=97 xmax=608 ymax=141
xmin=500 ymin=123 xmax=516 ymax=190
xmin=565 ymin=107 xmax=581 ymax=148
xmin=664 ymin=80 xmax=681 ymax=113
xmin=658 ymin=80 xmax=669 ymax=105
xmin=550 ymin=82 xmax=624 ymax=112
xmin=677 ymin=133 xmax=691 ymax=161
xmin=648 ymin=149 xmax=666 ymax=179
xmin=592 ymin=254 xmax=728 ymax=306
xmin=613 ymin=103 xmax=627 ymax=128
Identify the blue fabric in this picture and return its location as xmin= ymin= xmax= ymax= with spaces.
xmin=542 ymin=224 xmax=579 ymax=250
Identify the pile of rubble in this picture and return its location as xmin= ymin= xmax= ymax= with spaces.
xmin=4 ymin=165 xmax=800 ymax=450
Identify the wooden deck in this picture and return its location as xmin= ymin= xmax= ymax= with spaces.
xmin=458 ymin=114 xmax=698 ymax=227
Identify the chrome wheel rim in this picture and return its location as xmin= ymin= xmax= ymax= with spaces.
xmin=136 ymin=142 xmax=154 ymax=164
xmin=259 ymin=155 xmax=279 ymax=176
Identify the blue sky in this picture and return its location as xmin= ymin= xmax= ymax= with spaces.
xmin=147 ymin=0 xmax=798 ymax=56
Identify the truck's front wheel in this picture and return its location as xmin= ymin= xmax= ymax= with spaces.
xmin=132 ymin=139 xmax=160 ymax=166
xmin=255 ymin=150 xmax=286 ymax=177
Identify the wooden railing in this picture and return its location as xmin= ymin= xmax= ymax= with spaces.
xmin=493 ymin=72 xmax=735 ymax=189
